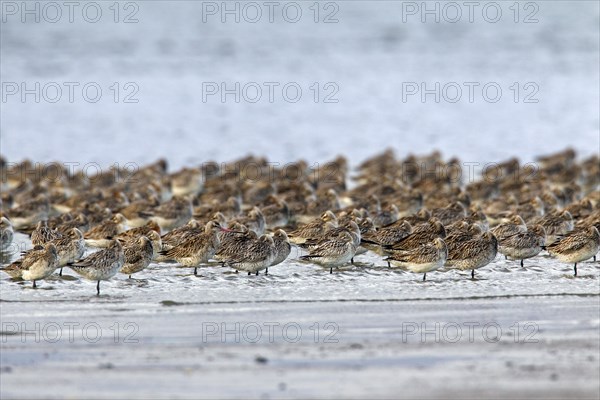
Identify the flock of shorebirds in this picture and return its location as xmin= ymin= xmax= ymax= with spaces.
xmin=0 ymin=148 xmax=598 ymax=295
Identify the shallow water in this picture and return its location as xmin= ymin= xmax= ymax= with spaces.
xmin=2 ymin=1 xmax=599 ymax=169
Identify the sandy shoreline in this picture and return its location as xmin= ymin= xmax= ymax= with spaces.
xmin=2 ymin=292 xmax=599 ymax=399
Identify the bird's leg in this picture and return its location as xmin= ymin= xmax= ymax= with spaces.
xmin=96 ymin=281 xmax=100 ymax=296
xmin=235 ymin=270 xmax=238 ymax=274
xmin=194 ymin=267 xmax=197 ymax=276
xmin=520 ymin=259 xmax=524 ymax=268
xmin=351 ymin=258 xmax=354 ymax=264
xmin=33 ymin=280 xmax=37 ymax=289
xmin=330 ymin=267 xmax=333 ymax=274
xmin=265 ymin=268 xmax=268 ymax=275
xmin=504 ymin=255 xmax=507 ymax=260
xmin=471 ymin=269 xmax=475 ymax=279
xmin=422 ymin=273 xmax=426 ymax=281
xmin=59 ymin=267 xmax=63 ymax=276
xmin=574 ymin=263 xmax=577 ymax=277
xmin=387 ymin=261 xmax=391 ymax=268
xmin=255 ymin=271 xmax=259 ymax=276
xmin=129 ymin=275 xmax=132 ymax=279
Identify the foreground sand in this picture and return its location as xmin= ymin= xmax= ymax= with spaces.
xmin=1 ymin=294 xmax=598 ymax=399
xmin=1 ymin=234 xmax=599 ymax=399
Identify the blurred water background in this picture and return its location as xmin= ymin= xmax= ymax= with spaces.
xmin=1 ymin=1 xmax=599 ymax=169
